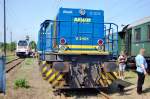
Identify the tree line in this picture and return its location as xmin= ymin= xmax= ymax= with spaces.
xmin=0 ymin=42 xmax=16 ymax=52
xmin=0 ymin=41 xmax=36 ymax=52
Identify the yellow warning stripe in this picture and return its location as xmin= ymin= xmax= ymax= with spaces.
xmin=110 ymin=72 xmax=118 ymax=80
xmin=106 ymin=72 xmax=115 ymax=81
xmin=100 ymin=73 xmax=108 ymax=86
xmin=99 ymin=79 xmax=105 ymax=87
xmin=113 ymin=72 xmax=118 ymax=78
xmin=41 ymin=61 xmax=47 ymax=79
xmin=46 ymin=69 xmax=53 ymax=77
xmin=51 ymin=74 xmax=64 ymax=87
xmin=42 ymin=63 xmax=51 ymax=73
xmin=101 ymin=72 xmax=111 ymax=85
xmin=40 ymin=61 xmax=65 ymax=88
xmin=59 ymin=50 xmax=109 ymax=55
xmin=48 ymin=71 xmax=59 ymax=83
xmin=42 ymin=66 xmax=47 ymax=73
xmin=104 ymin=73 xmax=113 ymax=84
xmin=67 ymin=45 xmax=98 ymax=49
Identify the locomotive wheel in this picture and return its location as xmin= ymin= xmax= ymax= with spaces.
xmin=40 ymin=61 xmax=65 ymax=88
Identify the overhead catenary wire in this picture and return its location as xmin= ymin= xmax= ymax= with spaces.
xmin=0 ymin=0 xmax=2 ymax=6
xmin=0 ymin=0 xmax=3 ymax=42
xmin=51 ymin=0 xmax=63 ymax=15
xmin=3 ymin=0 xmax=19 ymax=43
xmin=106 ymin=0 xmax=148 ymax=22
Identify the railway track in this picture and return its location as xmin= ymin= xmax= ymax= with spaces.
xmin=6 ymin=58 xmax=25 ymax=73
xmin=6 ymin=58 xmax=20 ymax=64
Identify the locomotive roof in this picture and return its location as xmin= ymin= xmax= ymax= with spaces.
xmin=128 ymin=16 xmax=150 ymax=28
xmin=59 ymin=7 xmax=104 ymax=12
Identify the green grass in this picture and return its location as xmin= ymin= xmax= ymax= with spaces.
xmin=13 ymin=58 xmax=34 ymax=89
xmin=6 ymin=55 xmax=17 ymax=62
xmin=14 ymin=78 xmax=30 ymax=89
xmin=125 ymin=70 xmax=150 ymax=86
xmin=14 ymin=58 xmax=34 ymax=79
xmin=125 ymin=71 xmax=137 ymax=84
xmin=25 ymin=58 xmax=33 ymax=65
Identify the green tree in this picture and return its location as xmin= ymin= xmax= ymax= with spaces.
xmin=10 ymin=42 xmax=16 ymax=51
xmin=29 ymin=41 xmax=36 ymax=50
xmin=0 ymin=42 xmax=16 ymax=52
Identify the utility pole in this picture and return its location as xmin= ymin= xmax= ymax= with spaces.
xmin=10 ymin=32 xmax=12 ymax=51
xmin=4 ymin=0 xmax=6 ymax=56
xmin=1 ymin=0 xmax=6 ymax=94
xmin=10 ymin=32 xmax=12 ymax=43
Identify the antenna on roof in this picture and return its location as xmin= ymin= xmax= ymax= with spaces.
xmin=26 ymin=35 xmax=30 ymax=41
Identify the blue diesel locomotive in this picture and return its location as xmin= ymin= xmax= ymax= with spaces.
xmin=38 ymin=8 xmax=119 ymax=90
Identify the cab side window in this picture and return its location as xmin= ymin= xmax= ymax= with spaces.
xmin=134 ymin=28 xmax=141 ymax=41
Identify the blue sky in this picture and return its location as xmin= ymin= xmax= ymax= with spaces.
xmin=0 ymin=0 xmax=150 ymax=42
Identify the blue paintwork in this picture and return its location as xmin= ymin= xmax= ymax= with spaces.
xmin=38 ymin=8 xmax=105 ymax=51
xmin=38 ymin=20 xmax=53 ymax=52
xmin=56 ymin=8 xmax=104 ymax=46
xmin=37 ymin=8 xmax=118 ymax=58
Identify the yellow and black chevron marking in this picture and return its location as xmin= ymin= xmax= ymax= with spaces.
xmin=41 ymin=61 xmax=48 ymax=78
xmin=99 ymin=71 xmax=118 ymax=87
xmin=40 ymin=61 xmax=65 ymax=88
xmin=40 ymin=61 xmax=119 ymax=88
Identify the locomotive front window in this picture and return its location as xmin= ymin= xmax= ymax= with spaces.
xmin=18 ymin=41 xmax=28 ymax=46
xmin=134 ymin=28 xmax=141 ymax=41
xmin=148 ymin=25 xmax=150 ymax=40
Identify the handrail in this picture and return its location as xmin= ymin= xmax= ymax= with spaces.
xmin=39 ymin=20 xmax=119 ymax=58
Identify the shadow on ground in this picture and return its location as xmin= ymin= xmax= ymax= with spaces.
xmin=107 ymin=80 xmax=135 ymax=96
xmin=55 ymin=88 xmax=108 ymax=98
xmin=143 ymin=87 xmax=150 ymax=93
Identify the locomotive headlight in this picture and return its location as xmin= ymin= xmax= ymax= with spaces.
xmin=96 ymin=46 xmax=104 ymax=51
xmin=59 ymin=45 xmax=67 ymax=51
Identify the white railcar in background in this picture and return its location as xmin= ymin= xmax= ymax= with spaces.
xmin=16 ymin=40 xmax=31 ymax=57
